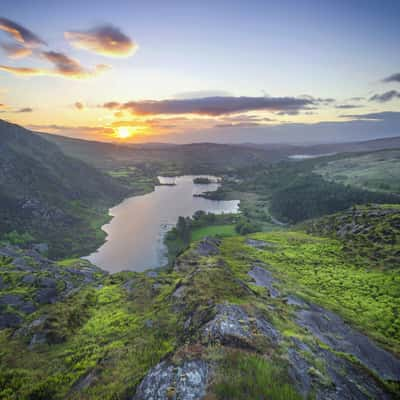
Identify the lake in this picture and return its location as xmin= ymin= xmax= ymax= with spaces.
xmin=85 ymin=175 xmax=240 ymax=272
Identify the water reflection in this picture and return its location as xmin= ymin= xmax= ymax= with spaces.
xmin=85 ymin=175 xmax=239 ymax=272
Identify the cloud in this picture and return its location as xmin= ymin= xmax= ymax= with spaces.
xmin=335 ymin=104 xmax=362 ymax=109
xmin=276 ymin=110 xmax=300 ymax=116
xmin=299 ymin=95 xmax=335 ymax=105
xmin=382 ymin=72 xmax=400 ymax=83
xmin=16 ymin=107 xmax=33 ymax=113
xmin=191 ymin=112 xmax=400 ymax=144
xmin=103 ymin=96 xmax=315 ymax=116
xmin=103 ymin=101 xmax=120 ymax=109
xmin=0 ymin=17 xmax=46 ymax=47
xmin=0 ymin=50 xmax=110 ymax=79
xmin=74 ymin=101 xmax=84 ymax=110
xmin=41 ymin=50 xmax=110 ymax=77
xmin=65 ymin=24 xmax=137 ymax=57
xmin=215 ymin=122 xmax=265 ymax=128
xmin=1 ymin=43 xmax=32 ymax=59
xmin=219 ymin=114 xmax=275 ymax=124
xmin=369 ymin=90 xmax=400 ymax=102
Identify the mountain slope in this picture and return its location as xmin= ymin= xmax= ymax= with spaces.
xmin=0 ymin=120 xmax=126 ymax=258
xmin=0 ymin=206 xmax=399 ymax=399
xmin=38 ymin=132 xmax=294 ymax=172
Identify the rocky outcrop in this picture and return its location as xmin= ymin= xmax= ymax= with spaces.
xmin=296 ymin=301 xmax=400 ymax=381
xmin=133 ymin=359 xmax=209 ymax=400
xmin=246 ymin=238 xmax=275 ymax=249
xmin=248 ymin=264 xmax=280 ymax=298
xmin=0 ymin=245 xmax=106 ymax=330
xmin=201 ymin=303 xmax=279 ymax=348
xmin=247 ymin=265 xmax=400 ymax=398
xmin=288 ymin=338 xmax=392 ymax=400
xmin=193 ymin=237 xmax=220 ymax=257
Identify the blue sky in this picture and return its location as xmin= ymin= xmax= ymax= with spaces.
xmin=0 ymin=0 xmax=399 ymax=143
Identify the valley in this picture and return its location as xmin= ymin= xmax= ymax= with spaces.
xmin=0 ymin=121 xmax=399 ymax=399
xmin=1 ymin=3 xmax=399 ymax=399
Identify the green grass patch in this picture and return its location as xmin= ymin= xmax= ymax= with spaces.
xmin=211 ymin=351 xmax=302 ymax=400
xmin=191 ymin=224 xmax=236 ymax=241
xmin=221 ymin=231 xmax=400 ymax=354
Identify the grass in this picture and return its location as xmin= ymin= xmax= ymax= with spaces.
xmin=314 ymin=150 xmax=400 ymax=194
xmin=211 ymin=351 xmax=302 ymax=400
xmin=221 ymin=231 xmax=400 ymax=354
xmin=1 ymin=205 xmax=398 ymax=398
xmin=191 ymin=224 xmax=237 ymax=241
xmin=303 ymin=204 xmax=400 ymax=269
xmin=0 ymin=272 xmax=180 ymax=399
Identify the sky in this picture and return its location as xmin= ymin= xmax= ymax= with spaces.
xmin=0 ymin=0 xmax=399 ymax=144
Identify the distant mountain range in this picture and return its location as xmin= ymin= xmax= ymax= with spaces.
xmin=1 ymin=119 xmax=400 ymax=257
xmin=38 ymin=130 xmax=400 ymax=171
xmin=240 ymin=135 xmax=400 ymax=155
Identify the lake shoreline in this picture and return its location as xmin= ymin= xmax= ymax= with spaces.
xmin=84 ymin=175 xmax=239 ymax=273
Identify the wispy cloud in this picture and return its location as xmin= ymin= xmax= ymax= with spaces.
xmin=0 ymin=50 xmax=110 ymax=79
xmin=16 ymin=107 xmax=33 ymax=113
xmin=0 ymin=106 xmax=34 ymax=113
xmin=1 ymin=42 xmax=32 ymax=59
xmin=369 ymin=90 xmax=400 ymax=102
xmin=347 ymin=96 xmax=365 ymax=101
xmin=65 ymin=24 xmax=137 ymax=57
xmin=215 ymin=122 xmax=265 ymax=128
xmin=382 ymin=72 xmax=400 ymax=83
xmin=0 ymin=17 xmax=46 ymax=46
xmin=0 ymin=18 xmax=113 ymax=79
xmin=103 ymin=96 xmax=315 ymax=116
xmin=74 ymin=101 xmax=84 ymax=110
xmin=276 ymin=110 xmax=300 ymax=116
xmin=335 ymin=104 xmax=362 ymax=109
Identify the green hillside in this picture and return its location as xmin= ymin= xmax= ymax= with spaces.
xmin=0 ymin=205 xmax=399 ymax=399
xmin=0 ymin=120 xmax=126 ymax=258
xmin=314 ymin=149 xmax=400 ymax=194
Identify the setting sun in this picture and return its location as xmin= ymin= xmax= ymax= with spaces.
xmin=116 ymin=126 xmax=132 ymax=139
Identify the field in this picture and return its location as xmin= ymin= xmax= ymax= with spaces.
xmin=191 ymin=224 xmax=237 ymax=241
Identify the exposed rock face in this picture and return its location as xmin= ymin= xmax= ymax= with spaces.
xmin=193 ymin=237 xmax=220 ymax=257
xmin=0 ymin=312 xmax=22 ymax=329
xmin=288 ymin=338 xmax=392 ymax=400
xmin=201 ymin=303 xmax=279 ymax=347
xmin=0 ymin=245 xmax=106 ymax=330
xmin=245 ymin=265 xmax=400 ymax=398
xmin=246 ymin=238 xmax=275 ymax=249
xmin=296 ymin=302 xmax=400 ymax=381
xmin=32 ymin=243 xmax=49 ymax=254
xmin=173 ymin=238 xmax=221 ymax=274
xmin=287 ymin=346 xmax=312 ymax=397
xmin=317 ymin=347 xmax=392 ymax=400
xmin=248 ymin=265 xmax=280 ymax=298
xmin=133 ymin=359 xmax=209 ymax=400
